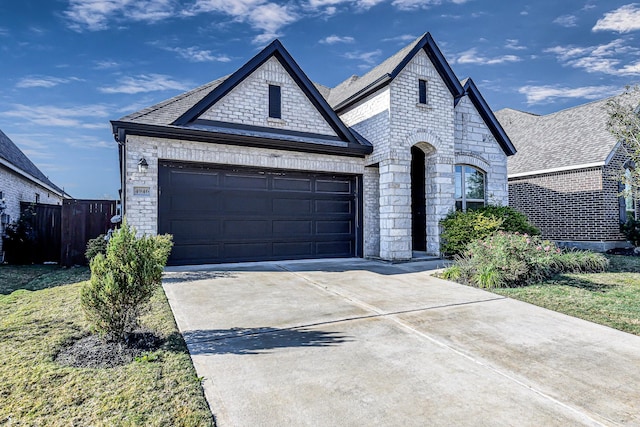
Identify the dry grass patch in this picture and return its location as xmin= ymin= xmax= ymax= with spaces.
xmin=0 ymin=266 xmax=213 ymax=426
xmin=492 ymin=255 xmax=640 ymax=336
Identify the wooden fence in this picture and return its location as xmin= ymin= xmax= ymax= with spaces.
xmin=10 ymin=199 xmax=117 ymax=266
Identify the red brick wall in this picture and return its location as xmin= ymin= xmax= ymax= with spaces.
xmin=509 ymin=165 xmax=626 ymax=242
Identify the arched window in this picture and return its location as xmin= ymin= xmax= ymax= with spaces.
xmin=455 ymin=165 xmax=486 ymax=211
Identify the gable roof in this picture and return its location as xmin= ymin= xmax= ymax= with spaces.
xmin=0 ymin=129 xmax=66 ymax=196
xmin=461 ymin=78 xmax=516 ymax=156
xmin=113 ymin=40 xmax=372 ymax=157
xmin=327 ymin=32 xmax=465 ymax=111
xmin=495 ymin=94 xmax=638 ymax=177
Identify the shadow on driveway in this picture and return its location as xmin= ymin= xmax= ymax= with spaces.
xmin=183 ymin=327 xmax=352 ymax=355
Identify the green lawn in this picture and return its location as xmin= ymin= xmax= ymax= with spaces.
xmin=492 ymin=255 xmax=640 ymax=336
xmin=0 ymin=265 xmax=214 ymax=426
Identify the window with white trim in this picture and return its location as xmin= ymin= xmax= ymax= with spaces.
xmin=455 ymin=165 xmax=486 ymax=211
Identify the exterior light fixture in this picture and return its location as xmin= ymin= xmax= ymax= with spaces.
xmin=138 ymin=157 xmax=149 ymax=173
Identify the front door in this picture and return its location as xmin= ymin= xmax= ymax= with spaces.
xmin=411 ymin=146 xmax=426 ymax=252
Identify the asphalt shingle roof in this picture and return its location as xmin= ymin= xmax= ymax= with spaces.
xmin=0 ymin=128 xmax=64 ymax=194
xmin=495 ymin=95 xmax=636 ymax=176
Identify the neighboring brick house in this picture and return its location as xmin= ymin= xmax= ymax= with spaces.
xmin=496 ymin=94 xmax=639 ymax=251
xmin=112 ymin=33 xmax=515 ymax=265
xmin=0 ymin=129 xmax=67 ymax=256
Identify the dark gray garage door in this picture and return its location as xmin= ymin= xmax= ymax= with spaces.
xmin=158 ymin=162 xmax=361 ymax=265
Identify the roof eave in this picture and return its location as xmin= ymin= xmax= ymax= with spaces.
xmin=0 ymin=157 xmax=67 ymax=198
xmin=111 ymin=121 xmax=373 ymax=157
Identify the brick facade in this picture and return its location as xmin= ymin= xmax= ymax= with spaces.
xmin=509 ymin=143 xmax=636 ymax=250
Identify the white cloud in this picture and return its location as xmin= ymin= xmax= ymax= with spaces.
xmin=382 ymin=34 xmax=417 ymax=43
xmin=553 ymin=14 xmax=578 ymax=27
xmin=164 ymin=46 xmax=231 ymax=62
xmin=505 ymin=39 xmax=526 ymax=50
xmin=545 ymin=38 xmax=640 ymax=75
xmin=16 ymin=76 xmax=81 ymax=88
xmin=94 ymin=60 xmax=120 ymax=69
xmin=320 ymin=35 xmax=355 ymax=44
xmin=0 ymin=27 xmax=9 ymax=36
xmin=64 ymin=0 xmax=176 ymax=31
xmin=344 ymin=49 xmax=382 ymax=64
xmin=391 ymin=0 xmax=470 ymax=10
xmin=518 ymin=84 xmax=620 ymax=104
xmin=99 ymin=74 xmax=191 ymax=94
xmin=593 ymin=3 xmax=640 ymax=33
xmin=456 ymin=48 xmax=521 ymax=65
xmin=0 ymin=104 xmax=111 ymax=129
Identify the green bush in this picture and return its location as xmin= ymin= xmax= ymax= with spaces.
xmin=81 ymin=221 xmax=173 ymax=343
xmin=621 ymin=218 xmax=640 ymax=247
xmin=440 ymin=205 xmax=539 ymax=256
xmin=2 ymin=205 xmax=37 ymax=265
xmin=85 ymin=234 xmax=108 ymax=262
xmin=442 ymin=232 xmax=608 ymax=289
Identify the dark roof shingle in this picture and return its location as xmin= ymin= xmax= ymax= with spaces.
xmin=0 ymin=129 xmax=65 ymax=195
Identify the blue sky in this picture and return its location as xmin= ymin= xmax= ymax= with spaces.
xmin=1 ymin=0 xmax=639 ymax=199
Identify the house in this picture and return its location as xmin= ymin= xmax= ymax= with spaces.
xmin=0 ymin=128 xmax=67 ymax=256
xmin=111 ymin=33 xmax=515 ymax=265
xmin=496 ymin=93 xmax=639 ymax=252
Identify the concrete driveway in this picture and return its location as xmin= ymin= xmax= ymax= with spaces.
xmin=163 ymin=258 xmax=640 ymax=427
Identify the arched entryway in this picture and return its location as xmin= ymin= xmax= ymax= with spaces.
xmin=411 ymin=142 xmax=436 ymax=253
xmin=411 ymin=146 xmax=426 ymax=251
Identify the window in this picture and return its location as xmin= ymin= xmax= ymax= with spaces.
xmin=35 ymin=193 xmax=40 ymax=204
xmin=621 ymin=167 xmax=636 ymax=222
xmin=418 ymin=79 xmax=428 ymax=105
xmin=455 ymin=165 xmax=485 ymax=211
xmin=268 ymin=84 xmax=281 ymax=119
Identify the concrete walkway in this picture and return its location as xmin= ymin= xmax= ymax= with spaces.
xmin=163 ymin=258 xmax=640 ymax=427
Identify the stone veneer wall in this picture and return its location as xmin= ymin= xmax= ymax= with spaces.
xmin=200 ymin=57 xmax=337 ymax=137
xmin=0 ymin=166 xmax=63 ymax=254
xmin=124 ymin=135 xmax=365 ymax=236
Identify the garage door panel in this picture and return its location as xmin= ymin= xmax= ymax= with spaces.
xmin=316 ymin=220 xmax=352 ymax=235
xmin=316 ymin=179 xmax=352 ymax=194
xmin=316 ymin=241 xmax=352 ymax=256
xmin=170 ymin=170 xmax=220 ymax=188
xmin=223 ymin=220 xmax=270 ymax=237
xmin=273 ymin=177 xmax=312 ymax=192
xmin=224 ymin=242 xmax=270 ymax=259
xmin=224 ymin=173 xmax=268 ymax=190
xmin=273 ymin=220 xmax=312 ymax=235
xmin=315 ymin=200 xmax=352 ymax=214
xmin=224 ymin=195 xmax=270 ymax=213
xmin=159 ymin=162 xmax=359 ymax=265
xmin=273 ymin=198 xmax=312 ymax=214
xmin=273 ymin=242 xmax=313 ymax=257
xmin=171 ymin=244 xmax=220 ymax=262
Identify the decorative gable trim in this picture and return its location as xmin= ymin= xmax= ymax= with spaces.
xmin=173 ymin=40 xmax=362 ymax=147
xmin=334 ymin=33 xmax=465 ymax=112
xmin=460 ymin=78 xmax=517 ymax=156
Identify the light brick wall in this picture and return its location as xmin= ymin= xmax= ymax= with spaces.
xmin=363 ymin=165 xmax=380 ymax=257
xmin=454 ymin=96 xmax=509 ymax=205
xmin=200 ymin=57 xmax=337 ymax=137
xmin=124 ymin=135 xmax=365 ymax=235
xmin=0 ymin=166 xmax=63 ymax=253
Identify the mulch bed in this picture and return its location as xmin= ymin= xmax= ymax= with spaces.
xmin=606 ymin=247 xmax=640 ymax=256
xmin=55 ymin=330 xmax=163 ymax=368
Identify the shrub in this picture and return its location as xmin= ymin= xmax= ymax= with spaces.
xmin=81 ymin=221 xmax=173 ymax=343
xmin=85 ymin=234 xmax=108 ymax=262
xmin=440 ymin=205 xmax=539 ymax=256
xmin=2 ymin=205 xmax=37 ymax=264
xmin=477 ymin=205 xmax=540 ymax=236
xmin=621 ymin=218 xmax=640 ymax=247
xmin=443 ymin=232 xmax=608 ymax=289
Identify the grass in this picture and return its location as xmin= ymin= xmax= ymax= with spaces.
xmin=492 ymin=255 xmax=640 ymax=336
xmin=0 ymin=265 xmax=214 ymax=426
